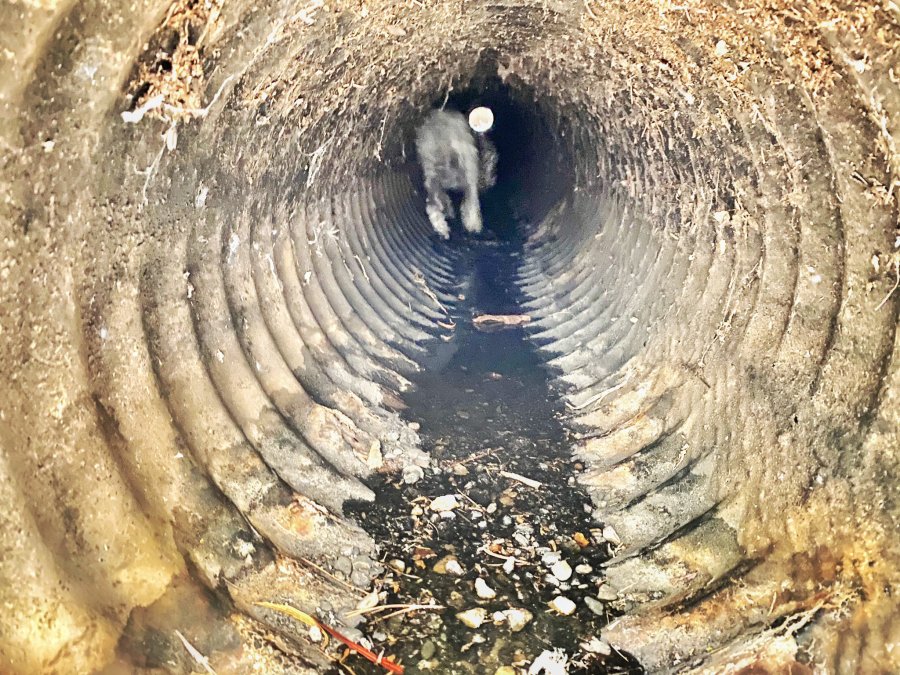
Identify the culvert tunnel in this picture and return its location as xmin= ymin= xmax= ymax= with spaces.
xmin=1 ymin=1 xmax=899 ymax=673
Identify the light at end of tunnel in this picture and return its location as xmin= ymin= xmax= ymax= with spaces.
xmin=469 ymin=106 xmax=494 ymax=133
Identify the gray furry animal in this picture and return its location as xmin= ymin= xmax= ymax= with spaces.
xmin=415 ymin=108 xmax=498 ymax=239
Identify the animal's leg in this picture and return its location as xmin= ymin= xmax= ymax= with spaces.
xmin=461 ymin=192 xmax=483 ymax=234
xmin=424 ymin=175 xmax=451 ymax=239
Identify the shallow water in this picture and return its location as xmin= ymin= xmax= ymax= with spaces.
xmin=341 ymin=203 xmax=643 ymax=674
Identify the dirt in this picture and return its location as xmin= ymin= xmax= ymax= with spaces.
xmin=339 ymin=197 xmax=642 ymax=674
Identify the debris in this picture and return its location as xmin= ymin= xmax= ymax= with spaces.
xmin=503 ymin=607 xmax=533 ymax=632
xmin=572 ymin=532 xmax=590 ymax=548
xmin=433 ymin=555 xmax=464 ymax=576
xmin=474 ymin=578 xmax=497 ymax=599
xmin=581 ymin=636 xmax=612 ymax=655
xmin=528 ymin=648 xmax=569 ymax=674
xmin=367 ymin=440 xmax=384 ymax=469
xmin=499 ymin=470 xmax=542 ymax=489
xmin=429 ymin=494 xmax=460 ymax=512
xmin=388 ymin=559 xmax=406 ymax=574
xmin=254 ymin=602 xmax=404 ymax=673
xmin=584 ymin=596 xmax=604 ymax=616
xmin=551 ymin=560 xmax=573 ymax=582
xmin=420 ymin=640 xmax=436 ymax=660
xmin=495 ymin=668 xmax=517 ymax=675
xmin=356 ymin=591 xmax=381 ymax=612
xmin=548 ymin=596 xmax=577 ymax=615
xmin=595 ymin=584 xmax=618 ymax=601
xmin=473 ymin=313 xmax=532 ymax=330
xmin=602 ymin=525 xmax=622 ymax=546
xmin=456 ymin=608 xmax=488 ymax=629
xmin=174 ymin=629 xmax=217 ymax=675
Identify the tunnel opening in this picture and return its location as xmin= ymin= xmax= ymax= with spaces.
xmin=2 ymin=2 xmax=899 ymax=675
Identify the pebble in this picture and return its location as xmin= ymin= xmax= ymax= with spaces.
xmin=596 ymin=584 xmax=618 ymax=601
xmin=334 ymin=556 xmax=353 ymax=576
xmin=551 ymin=560 xmax=572 ymax=581
xmin=503 ymin=607 xmax=533 ymax=632
xmin=575 ymin=564 xmax=593 ymax=575
xmin=402 ymin=464 xmax=424 ymax=484
xmin=420 ymin=639 xmax=436 ymax=659
xmin=456 ymin=608 xmax=488 ymax=628
xmin=433 ymin=555 xmax=465 ymax=576
xmin=453 ymin=464 xmax=470 ymax=476
xmin=502 ymin=556 xmax=516 ymax=574
xmin=548 ymin=596 xmax=577 ymax=615
xmin=584 ymin=596 xmax=604 ymax=616
xmin=495 ymin=668 xmax=516 ymax=675
xmin=541 ymin=551 xmax=561 ymax=566
xmin=429 ymin=494 xmax=460 ymax=512
xmin=474 ymin=578 xmax=497 ymax=599
xmin=411 ymin=505 xmax=424 ymax=516
xmin=388 ymin=559 xmax=406 ymax=574
xmin=602 ymin=524 xmax=622 ymax=545
xmin=486 ymin=502 xmax=498 ymax=514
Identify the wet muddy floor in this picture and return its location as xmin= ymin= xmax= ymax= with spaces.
xmin=341 ymin=202 xmax=644 ymax=674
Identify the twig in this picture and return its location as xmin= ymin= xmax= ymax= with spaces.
xmin=346 ymin=602 xmax=444 ymax=619
xmin=874 ymin=262 xmax=899 ymax=311
xmin=499 ymin=470 xmax=542 ymax=489
xmin=298 ymin=556 xmax=368 ymax=596
xmin=174 ymin=629 xmax=217 ymax=675
xmin=566 ymin=374 xmax=630 ymax=411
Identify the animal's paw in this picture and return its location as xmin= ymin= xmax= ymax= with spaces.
xmin=462 ymin=201 xmax=483 ymax=234
xmin=427 ymin=207 xmax=451 ymax=239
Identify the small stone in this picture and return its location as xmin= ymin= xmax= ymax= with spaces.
xmin=572 ymin=532 xmax=590 ymax=548
xmin=411 ymin=505 xmax=424 ymax=516
xmin=575 ymin=564 xmax=593 ymax=575
xmin=434 ymin=555 xmax=464 ymax=575
xmin=541 ymin=551 xmax=561 ymax=566
xmin=334 ymin=556 xmax=353 ymax=576
xmin=502 ymin=556 xmax=516 ymax=575
xmin=420 ymin=639 xmax=436 ymax=660
xmin=409 ymin=422 xmax=421 ymax=431
xmin=388 ymin=559 xmax=406 ymax=574
xmin=548 ymin=596 xmax=576 ymax=615
xmin=456 ymin=608 xmax=488 ymax=629
xmin=429 ymin=494 xmax=460 ymax=512
xmin=495 ymin=667 xmax=516 ymax=675
xmin=584 ymin=596 xmax=604 ymax=616
xmin=366 ymin=440 xmax=383 ymax=469
xmin=596 ymin=584 xmax=618 ymax=601
xmin=403 ymin=464 xmax=424 ymax=484
xmin=486 ymin=502 xmax=498 ymax=514
xmin=453 ymin=464 xmax=470 ymax=476
xmin=581 ymin=636 xmax=612 ymax=655
xmin=602 ymin=525 xmax=622 ymax=546
xmin=308 ymin=625 xmax=323 ymax=643
xmin=715 ymin=39 xmax=729 ymax=56
xmin=503 ymin=608 xmax=533 ymax=632
xmin=474 ymin=578 xmax=496 ymax=600
xmin=551 ymin=560 xmax=572 ymax=581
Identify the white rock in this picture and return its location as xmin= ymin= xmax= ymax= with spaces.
xmin=475 ymin=578 xmax=497 ymax=599
xmin=403 ymin=464 xmax=424 ymax=484
xmin=541 ymin=551 xmax=561 ymax=566
xmin=445 ymin=558 xmax=465 ymax=576
xmin=581 ymin=636 xmax=612 ymax=655
xmin=388 ymin=559 xmax=406 ymax=574
xmin=602 ymin=525 xmax=622 ymax=546
xmin=548 ymin=596 xmax=576 ymax=616
xmin=528 ymin=648 xmax=569 ymax=674
xmin=456 ymin=608 xmax=488 ymax=629
xmin=575 ymin=564 xmax=592 ymax=575
xmin=503 ymin=607 xmax=533 ymax=632
xmin=551 ymin=560 xmax=572 ymax=581
xmin=502 ymin=556 xmax=516 ymax=575
xmin=429 ymin=494 xmax=459 ymax=512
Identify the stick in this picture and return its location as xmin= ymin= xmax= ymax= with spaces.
xmin=499 ymin=470 xmax=542 ymax=489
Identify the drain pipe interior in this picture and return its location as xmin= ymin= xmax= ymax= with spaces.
xmin=1 ymin=1 xmax=898 ymax=673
